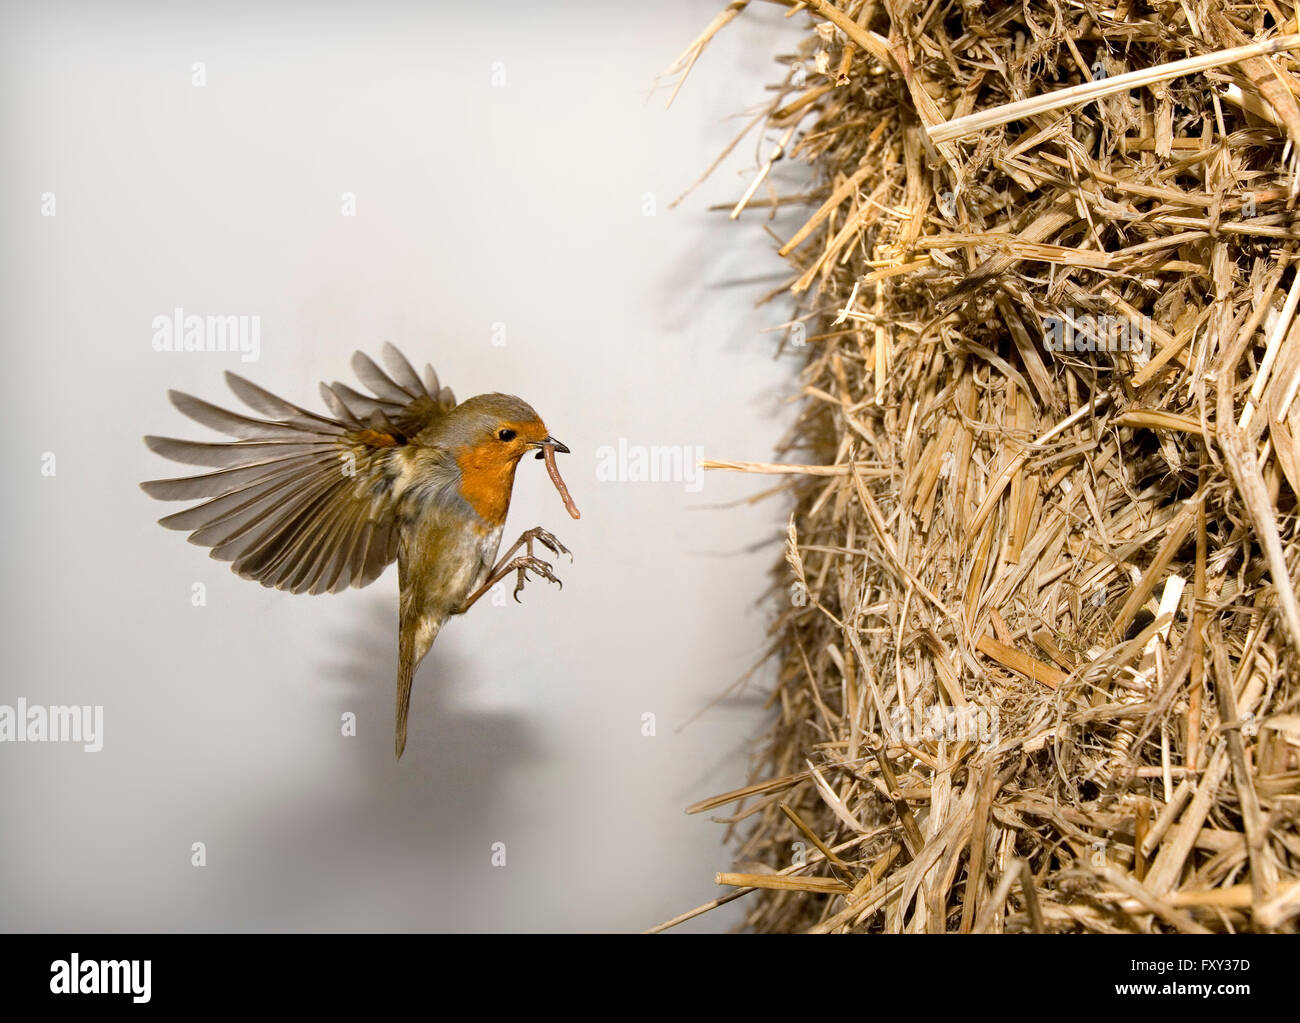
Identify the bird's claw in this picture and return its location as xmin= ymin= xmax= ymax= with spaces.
xmin=523 ymin=526 xmax=573 ymax=563
xmin=511 ymin=556 xmax=562 ymax=602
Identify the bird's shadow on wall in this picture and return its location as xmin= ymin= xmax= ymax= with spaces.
xmin=218 ymin=595 xmax=542 ymax=930
xmin=330 ymin=593 xmax=542 ymax=797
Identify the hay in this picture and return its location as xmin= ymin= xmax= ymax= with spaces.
xmin=659 ymin=0 xmax=1300 ymax=933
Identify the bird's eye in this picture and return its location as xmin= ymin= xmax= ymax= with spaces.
xmin=497 ymin=428 xmax=517 ymax=442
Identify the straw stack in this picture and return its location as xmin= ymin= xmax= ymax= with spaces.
xmin=660 ymin=0 xmax=1300 ymax=933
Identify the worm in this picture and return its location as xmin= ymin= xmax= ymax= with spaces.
xmin=542 ymin=444 xmax=581 ymax=519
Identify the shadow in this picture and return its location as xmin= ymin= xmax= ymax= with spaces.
xmin=195 ymin=595 xmax=544 ymax=931
xmin=322 ymin=595 xmax=543 ymax=798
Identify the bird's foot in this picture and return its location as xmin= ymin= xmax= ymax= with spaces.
xmin=509 ymin=555 xmax=562 ymax=602
xmin=453 ymin=527 xmax=572 ymax=614
xmin=517 ymin=526 xmax=572 ymax=563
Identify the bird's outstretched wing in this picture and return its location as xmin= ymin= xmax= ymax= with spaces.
xmin=141 ymin=343 xmax=457 ymax=595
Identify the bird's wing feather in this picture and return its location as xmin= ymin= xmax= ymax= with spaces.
xmin=141 ymin=343 xmax=457 ymax=595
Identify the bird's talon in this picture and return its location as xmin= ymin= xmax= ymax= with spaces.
xmin=531 ymin=529 xmax=570 ymax=560
xmin=509 ymin=554 xmax=561 ymax=600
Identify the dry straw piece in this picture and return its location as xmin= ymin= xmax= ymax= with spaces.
xmin=656 ymin=0 xmax=1300 ymax=933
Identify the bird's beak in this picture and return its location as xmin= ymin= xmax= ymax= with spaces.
xmin=533 ymin=436 xmax=570 ymax=459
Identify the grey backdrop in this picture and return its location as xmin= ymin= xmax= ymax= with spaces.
xmin=0 ymin=1 xmax=805 ymax=931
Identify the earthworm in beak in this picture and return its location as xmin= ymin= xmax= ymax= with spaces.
xmin=537 ymin=439 xmax=580 ymax=519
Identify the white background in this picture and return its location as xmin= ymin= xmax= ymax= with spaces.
xmin=0 ymin=0 xmax=807 ymax=931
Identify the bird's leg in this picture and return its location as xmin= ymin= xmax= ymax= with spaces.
xmin=498 ymin=526 xmax=571 ymax=567
xmin=455 ymin=527 xmax=571 ymax=613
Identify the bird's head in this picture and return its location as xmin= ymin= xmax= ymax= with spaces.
xmin=443 ymin=393 xmax=575 ymax=524
xmin=448 ymin=392 xmax=567 ymax=462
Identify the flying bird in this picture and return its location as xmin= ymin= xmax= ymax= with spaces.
xmin=141 ymin=344 xmax=580 ymax=757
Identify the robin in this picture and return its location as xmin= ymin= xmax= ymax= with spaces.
xmin=141 ymin=344 xmax=580 ymax=758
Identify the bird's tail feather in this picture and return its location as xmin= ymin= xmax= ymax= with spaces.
xmin=396 ymin=614 xmax=440 ymax=758
xmin=396 ymin=635 xmax=414 ymax=759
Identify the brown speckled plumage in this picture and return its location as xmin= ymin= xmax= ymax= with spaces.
xmin=142 ymin=344 xmax=577 ymax=757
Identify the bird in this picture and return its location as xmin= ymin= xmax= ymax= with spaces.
xmin=141 ymin=343 xmax=580 ymax=758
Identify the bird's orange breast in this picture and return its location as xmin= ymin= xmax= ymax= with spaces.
xmin=455 ymin=443 xmax=519 ymax=528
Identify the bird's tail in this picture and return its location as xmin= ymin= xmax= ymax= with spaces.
xmin=396 ymin=613 xmax=441 ymax=759
xmin=396 ymin=632 xmax=415 ymax=759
